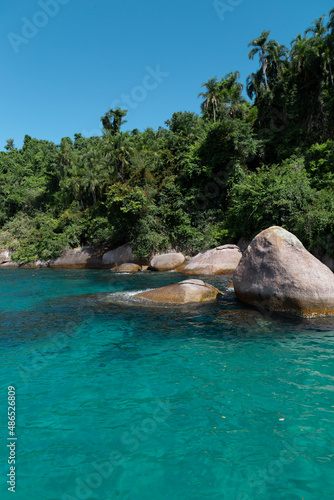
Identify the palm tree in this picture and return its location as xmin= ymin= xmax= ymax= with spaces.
xmin=305 ymin=15 xmax=327 ymax=38
xmin=58 ymin=137 xmax=74 ymax=178
xmin=219 ymin=71 xmax=246 ymax=119
xmin=290 ymin=31 xmax=326 ymax=133
xmin=248 ymin=30 xmax=272 ymax=88
xmin=290 ymin=34 xmax=312 ymax=73
xmin=267 ymin=42 xmax=289 ymax=80
xmin=65 ymin=163 xmax=85 ymax=209
xmin=327 ymin=7 xmax=334 ymax=34
xmin=198 ymin=77 xmax=221 ymax=123
xmin=101 ymin=108 xmax=127 ymax=136
xmin=248 ymin=31 xmax=288 ymax=101
xmin=103 ymin=133 xmax=134 ymax=183
xmin=305 ymin=15 xmax=329 ymax=80
xmin=246 ymin=69 xmax=264 ymax=100
xmin=326 ymin=8 xmax=334 ymax=86
xmin=81 ymin=148 xmax=108 ymax=205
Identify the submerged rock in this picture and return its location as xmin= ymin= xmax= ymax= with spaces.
xmin=133 ymin=279 xmax=222 ymax=304
xmin=182 ymin=245 xmax=242 ymax=275
xmin=150 ymin=253 xmax=185 ymax=271
xmin=233 ymin=226 xmax=334 ymax=318
xmin=116 ymin=263 xmax=141 ymax=272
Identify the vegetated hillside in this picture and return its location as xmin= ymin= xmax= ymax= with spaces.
xmin=1 ymin=9 xmax=334 ymax=263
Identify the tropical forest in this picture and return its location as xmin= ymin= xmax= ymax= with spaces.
xmin=2 ymin=8 xmax=334 ymax=264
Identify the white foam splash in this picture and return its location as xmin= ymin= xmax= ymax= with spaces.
xmin=109 ymin=289 xmax=155 ymax=298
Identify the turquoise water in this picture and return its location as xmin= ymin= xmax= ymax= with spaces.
xmin=1 ymin=269 xmax=334 ymax=500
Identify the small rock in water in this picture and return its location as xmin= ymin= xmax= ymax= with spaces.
xmin=133 ymin=279 xmax=222 ymax=304
xmin=116 ymin=263 xmax=141 ymax=272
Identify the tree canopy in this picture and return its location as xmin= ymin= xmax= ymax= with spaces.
xmin=2 ymin=8 xmax=334 ymax=263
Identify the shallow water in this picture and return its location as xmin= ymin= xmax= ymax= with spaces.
xmin=1 ymin=269 xmax=334 ymax=500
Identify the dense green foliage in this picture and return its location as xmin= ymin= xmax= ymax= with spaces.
xmin=2 ymin=9 xmax=334 ymax=263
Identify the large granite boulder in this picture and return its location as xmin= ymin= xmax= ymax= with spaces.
xmin=0 ymin=261 xmax=19 ymax=268
xmin=233 ymin=226 xmax=334 ymax=317
xmin=50 ymin=247 xmax=103 ymax=268
xmin=182 ymin=245 xmax=242 ymax=275
xmin=102 ymin=244 xmax=135 ymax=267
xmin=0 ymin=251 xmax=18 ymax=268
xmin=0 ymin=251 xmax=12 ymax=264
xmin=19 ymin=260 xmax=49 ymax=268
xmin=150 ymin=253 xmax=185 ymax=272
xmin=134 ymin=279 xmax=222 ymax=304
xmin=0 ymin=257 xmax=50 ymax=269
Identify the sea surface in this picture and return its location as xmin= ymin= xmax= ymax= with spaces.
xmin=1 ymin=269 xmax=334 ymax=500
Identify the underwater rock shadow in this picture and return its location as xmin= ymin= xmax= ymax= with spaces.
xmin=59 ymin=289 xmax=334 ymax=342
xmin=5 ymin=285 xmax=334 ymax=347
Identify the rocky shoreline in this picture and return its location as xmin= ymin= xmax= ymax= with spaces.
xmin=1 ymin=237 xmax=333 ymax=274
xmin=0 ymin=242 xmax=244 ymax=272
xmin=2 ymin=226 xmax=334 ymax=318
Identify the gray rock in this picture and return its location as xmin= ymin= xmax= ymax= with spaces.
xmin=134 ymin=279 xmax=222 ymax=304
xmin=50 ymin=247 xmax=103 ymax=268
xmin=233 ymin=226 xmax=334 ymax=318
xmin=102 ymin=244 xmax=135 ymax=267
xmin=182 ymin=244 xmax=242 ymax=275
xmin=19 ymin=260 xmax=50 ymax=268
xmin=150 ymin=253 xmax=185 ymax=271
xmin=116 ymin=263 xmax=141 ymax=272
xmin=0 ymin=251 xmax=12 ymax=264
xmin=0 ymin=261 xmax=19 ymax=268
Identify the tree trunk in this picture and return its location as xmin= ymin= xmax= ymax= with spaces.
xmin=92 ymin=187 xmax=97 ymax=205
xmin=262 ymin=48 xmax=268 ymax=88
xmin=329 ymin=62 xmax=334 ymax=87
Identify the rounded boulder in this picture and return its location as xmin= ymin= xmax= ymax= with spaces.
xmin=182 ymin=245 xmax=242 ymax=275
xmin=50 ymin=247 xmax=102 ymax=268
xmin=233 ymin=226 xmax=334 ymax=318
xmin=150 ymin=253 xmax=185 ymax=272
xmin=134 ymin=279 xmax=222 ymax=304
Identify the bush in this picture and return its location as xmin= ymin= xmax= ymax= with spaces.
xmin=305 ymin=140 xmax=334 ymax=189
xmin=226 ymin=156 xmax=314 ymax=240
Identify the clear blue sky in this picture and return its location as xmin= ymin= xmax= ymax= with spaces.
xmin=1 ymin=0 xmax=333 ymax=149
